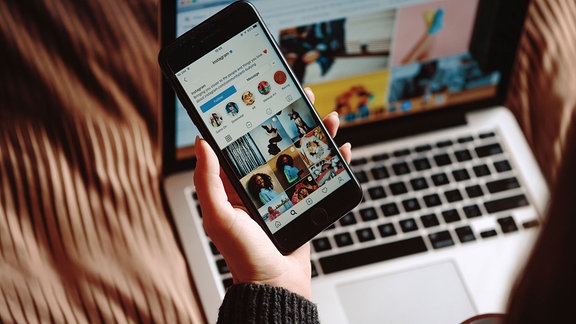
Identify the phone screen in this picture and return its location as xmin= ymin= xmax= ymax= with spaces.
xmin=174 ymin=22 xmax=353 ymax=234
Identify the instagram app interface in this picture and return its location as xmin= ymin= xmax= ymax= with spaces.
xmin=176 ymin=23 xmax=351 ymax=233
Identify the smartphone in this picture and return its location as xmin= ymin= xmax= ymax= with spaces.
xmin=158 ymin=0 xmax=362 ymax=254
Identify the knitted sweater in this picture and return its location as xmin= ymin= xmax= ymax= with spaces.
xmin=218 ymin=283 xmax=319 ymax=323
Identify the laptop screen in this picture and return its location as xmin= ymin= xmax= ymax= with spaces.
xmin=168 ymin=0 xmax=516 ymax=163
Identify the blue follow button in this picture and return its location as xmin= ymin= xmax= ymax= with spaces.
xmin=200 ymin=85 xmax=237 ymax=113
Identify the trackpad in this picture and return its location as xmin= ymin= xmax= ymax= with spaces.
xmin=336 ymin=262 xmax=476 ymax=324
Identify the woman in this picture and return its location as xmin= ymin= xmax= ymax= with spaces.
xmin=276 ymin=154 xmax=302 ymax=185
xmin=195 ymin=89 xmax=575 ymax=323
xmin=262 ymin=123 xmax=283 ymax=155
xmin=247 ymin=173 xmax=279 ymax=206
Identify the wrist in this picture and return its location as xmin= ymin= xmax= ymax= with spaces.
xmin=219 ymin=283 xmax=319 ymax=323
xmin=257 ymin=271 xmax=312 ymax=300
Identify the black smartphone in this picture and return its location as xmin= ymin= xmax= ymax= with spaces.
xmin=158 ymin=0 xmax=362 ymax=254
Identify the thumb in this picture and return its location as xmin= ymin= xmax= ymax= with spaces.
xmin=193 ymin=137 xmax=236 ymax=232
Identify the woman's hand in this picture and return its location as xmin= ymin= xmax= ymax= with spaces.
xmin=194 ymin=88 xmax=351 ymax=299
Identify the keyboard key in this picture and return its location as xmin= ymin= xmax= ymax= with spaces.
xmin=454 ymin=149 xmax=473 ymax=162
xmin=523 ymin=219 xmax=539 ymax=229
xmin=452 ymin=169 xmax=471 ymax=182
xmin=312 ymin=237 xmax=332 ymax=252
xmin=339 ymin=212 xmax=357 ymax=226
xmin=371 ymin=166 xmax=390 ymax=180
xmin=392 ymin=162 xmax=411 ymax=175
xmin=389 ymin=181 xmax=408 ymax=195
xmin=423 ymin=193 xmax=442 ymax=207
xmin=444 ymin=189 xmax=463 ymax=202
xmin=410 ymin=177 xmax=429 ymax=191
xmin=368 ymin=186 xmax=387 ymax=200
xmin=350 ymin=158 xmax=368 ymax=166
xmin=334 ymin=232 xmax=354 ymax=247
xmin=319 ymin=237 xmax=428 ymax=274
xmin=420 ymin=214 xmax=440 ymax=228
xmin=475 ymin=143 xmax=503 ymax=157
xmin=494 ymin=160 xmax=512 ymax=172
xmin=209 ymin=242 xmax=221 ymax=255
xmin=473 ymin=164 xmax=491 ymax=177
xmin=498 ymin=216 xmax=519 ymax=233
xmin=359 ymin=207 xmax=378 ymax=221
xmin=486 ymin=177 xmax=520 ymax=194
xmin=442 ymin=209 xmax=461 ymax=223
xmin=223 ymin=278 xmax=234 ymax=289
xmin=463 ymin=204 xmax=482 ymax=218
xmin=457 ymin=136 xmax=474 ymax=143
xmin=431 ymin=173 xmax=450 ymax=186
xmin=429 ymin=231 xmax=455 ymax=249
xmin=400 ymin=218 xmax=419 ymax=232
xmin=393 ymin=149 xmax=411 ymax=157
xmin=311 ymin=262 xmax=319 ymax=277
xmin=436 ymin=140 xmax=453 ymax=148
xmin=325 ymin=224 xmax=336 ymax=231
xmin=434 ymin=153 xmax=452 ymax=166
xmin=354 ymin=170 xmax=368 ymax=184
xmin=216 ymin=259 xmax=230 ymax=274
xmin=466 ymin=185 xmax=484 ymax=198
xmin=480 ymin=230 xmax=498 ymax=238
xmin=381 ymin=202 xmax=400 ymax=217
xmin=356 ymin=228 xmax=376 ymax=242
xmin=402 ymin=198 xmax=421 ymax=212
xmin=415 ymin=144 xmax=432 ymax=152
xmin=412 ymin=157 xmax=432 ymax=171
xmin=485 ymin=194 xmax=529 ymax=213
xmin=455 ymin=226 xmax=476 ymax=243
xmin=378 ymin=223 xmax=397 ymax=237
xmin=479 ymin=131 xmax=496 ymax=139
xmin=372 ymin=153 xmax=390 ymax=161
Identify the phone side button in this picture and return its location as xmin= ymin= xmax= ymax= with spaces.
xmin=311 ymin=208 xmax=328 ymax=226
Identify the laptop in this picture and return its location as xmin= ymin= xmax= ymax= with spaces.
xmin=160 ymin=0 xmax=549 ymax=323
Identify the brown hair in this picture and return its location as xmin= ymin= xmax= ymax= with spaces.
xmin=505 ymin=112 xmax=576 ymax=323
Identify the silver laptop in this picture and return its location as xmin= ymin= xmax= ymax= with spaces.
xmin=160 ymin=0 xmax=549 ymax=323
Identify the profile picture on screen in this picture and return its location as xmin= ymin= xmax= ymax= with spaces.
xmin=225 ymin=102 xmax=240 ymax=116
xmin=242 ymin=91 xmax=255 ymax=105
xmin=209 ymin=112 xmax=223 ymax=127
xmin=258 ymin=81 xmax=271 ymax=95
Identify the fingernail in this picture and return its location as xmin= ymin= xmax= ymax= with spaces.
xmin=342 ymin=142 xmax=352 ymax=150
xmin=327 ymin=111 xmax=339 ymax=118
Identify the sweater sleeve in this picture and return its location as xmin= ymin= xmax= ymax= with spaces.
xmin=217 ymin=283 xmax=320 ymax=324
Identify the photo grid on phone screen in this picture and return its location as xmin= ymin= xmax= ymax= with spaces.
xmin=225 ymin=97 xmax=346 ymax=222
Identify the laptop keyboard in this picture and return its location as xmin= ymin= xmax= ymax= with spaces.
xmin=191 ymin=129 xmax=539 ymax=288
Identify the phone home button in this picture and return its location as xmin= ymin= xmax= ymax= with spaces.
xmin=311 ymin=208 xmax=328 ymax=226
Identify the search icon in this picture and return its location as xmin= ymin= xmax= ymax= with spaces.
xmin=290 ymin=210 xmax=297 ymax=215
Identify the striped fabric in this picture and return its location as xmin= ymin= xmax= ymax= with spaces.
xmin=0 ymin=0 xmax=203 ymax=322
xmin=0 ymin=0 xmax=574 ymax=323
xmin=507 ymin=0 xmax=576 ymax=185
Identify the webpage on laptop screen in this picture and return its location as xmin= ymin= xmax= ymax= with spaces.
xmin=174 ymin=0 xmax=500 ymax=161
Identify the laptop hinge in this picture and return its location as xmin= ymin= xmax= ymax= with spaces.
xmin=336 ymin=109 xmax=468 ymax=148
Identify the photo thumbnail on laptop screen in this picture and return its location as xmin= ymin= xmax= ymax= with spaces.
xmin=174 ymin=0 xmax=497 ymax=160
